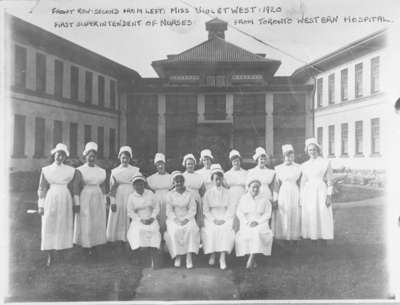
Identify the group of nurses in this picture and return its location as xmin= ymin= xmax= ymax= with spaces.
xmin=37 ymin=137 xmax=334 ymax=269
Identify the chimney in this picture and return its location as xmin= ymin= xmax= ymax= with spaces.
xmin=206 ymin=18 xmax=228 ymax=40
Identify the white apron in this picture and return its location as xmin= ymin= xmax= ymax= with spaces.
xmin=39 ymin=163 xmax=75 ymax=251
xmin=164 ymin=189 xmax=200 ymax=258
xmin=201 ymin=186 xmax=235 ymax=254
xmin=300 ymin=157 xmax=334 ymax=240
xmin=235 ymin=193 xmax=273 ymax=256
xmin=73 ymin=164 xmax=107 ymax=247
xmin=272 ymin=163 xmax=302 ymax=240
xmin=106 ymin=164 xmax=140 ymax=242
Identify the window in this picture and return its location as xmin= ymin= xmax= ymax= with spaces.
xmin=341 ymin=123 xmax=348 ymax=156
xmin=53 ymin=120 xmax=62 ymax=146
xmin=109 ymin=128 xmax=116 ymax=158
xmin=316 ymin=78 xmax=323 ymax=108
xmin=328 ymin=74 xmax=335 ymax=104
xmin=355 ymin=120 xmax=363 ymax=155
xmin=340 ymin=68 xmax=348 ymax=101
xmin=54 ymin=59 xmax=63 ymax=98
xmin=370 ymin=57 xmax=380 ymax=94
xmin=34 ymin=117 xmax=45 ymax=158
xmin=13 ymin=114 xmax=26 ymax=157
xmin=234 ymin=94 xmax=265 ymax=114
xmin=355 ymin=63 xmax=363 ymax=98
xmin=69 ymin=123 xmax=78 ymax=157
xmin=328 ymin=125 xmax=335 ymax=156
xmin=14 ymin=45 xmax=27 ymax=88
xmin=97 ymin=127 xmax=104 ymax=158
xmin=98 ymin=75 xmax=105 ymax=107
xmin=110 ymin=80 xmax=116 ymax=109
xmin=36 ymin=53 xmax=46 ymax=92
xmin=215 ymin=75 xmax=226 ymax=87
xmin=204 ymin=95 xmax=226 ymax=120
xmin=371 ymin=118 xmax=380 ymax=154
xmin=206 ymin=76 xmax=216 ymax=87
xmin=70 ymin=66 xmax=79 ymax=101
xmin=85 ymin=71 xmax=93 ymax=104
xmin=317 ymin=127 xmax=323 ymax=148
xmin=84 ymin=125 xmax=91 ymax=143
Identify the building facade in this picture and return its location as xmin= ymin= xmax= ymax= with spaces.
xmin=293 ymin=30 xmax=389 ymax=170
xmin=6 ymin=15 xmax=140 ymax=172
xmin=126 ymin=19 xmax=313 ymax=170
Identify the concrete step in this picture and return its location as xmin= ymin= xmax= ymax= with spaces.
xmin=135 ymin=267 xmax=239 ymax=300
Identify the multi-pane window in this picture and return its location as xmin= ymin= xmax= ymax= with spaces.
xmin=69 ymin=123 xmax=78 ymax=157
xmin=341 ymin=123 xmax=348 ymax=156
xmin=98 ymin=75 xmax=105 ymax=107
xmin=328 ymin=74 xmax=335 ymax=104
xmin=370 ymin=57 xmax=380 ymax=94
xmin=13 ymin=114 xmax=26 ymax=157
xmin=110 ymin=80 xmax=116 ymax=110
xmin=328 ymin=125 xmax=335 ymax=156
xmin=34 ymin=117 xmax=45 ymax=158
xmin=316 ymin=78 xmax=323 ymax=107
xmin=14 ymin=45 xmax=27 ymax=88
xmin=355 ymin=63 xmax=363 ymax=98
xmin=355 ymin=120 xmax=363 ymax=155
xmin=85 ymin=71 xmax=93 ymax=105
xmin=97 ymin=127 xmax=104 ymax=158
xmin=204 ymin=95 xmax=226 ymax=120
xmin=84 ymin=125 xmax=91 ymax=143
xmin=53 ymin=120 xmax=63 ymax=146
xmin=109 ymin=128 xmax=116 ymax=158
xmin=340 ymin=68 xmax=348 ymax=101
xmin=36 ymin=53 xmax=46 ymax=92
xmin=317 ymin=127 xmax=323 ymax=148
xmin=54 ymin=59 xmax=63 ymax=98
xmin=70 ymin=66 xmax=79 ymax=101
xmin=371 ymin=118 xmax=380 ymax=154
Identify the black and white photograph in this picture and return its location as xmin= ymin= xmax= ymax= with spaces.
xmin=1 ymin=0 xmax=400 ymax=303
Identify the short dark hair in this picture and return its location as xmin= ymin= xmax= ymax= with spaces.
xmin=211 ymin=171 xmax=224 ymax=180
xmin=395 ymin=98 xmax=400 ymax=112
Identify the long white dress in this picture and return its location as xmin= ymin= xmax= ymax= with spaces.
xmin=37 ymin=163 xmax=76 ymax=251
xmin=235 ymin=192 xmax=273 ymax=256
xmin=126 ymin=189 xmax=161 ymax=250
xmin=196 ymin=167 xmax=212 ymax=191
xmin=247 ymin=167 xmax=275 ymax=199
xmin=225 ymin=168 xmax=247 ymax=231
xmin=300 ymin=157 xmax=334 ymax=240
xmin=272 ymin=163 xmax=302 ymax=240
xmin=201 ymin=186 xmax=235 ymax=254
xmin=164 ymin=189 xmax=200 ymax=258
xmin=106 ymin=164 xmax=141 ymax=242
xmin=182 ymin=171 xmax=204 ymax=226
xmin=73 ymin=164 xmax=107 ymax=247
xmin=147 ymin=172 xmax=172 ymax=231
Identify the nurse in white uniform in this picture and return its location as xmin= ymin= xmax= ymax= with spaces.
xmin=201 ymin=164 xmax=235 ymax=270
xmin=73 ymin=142 xmax=107 ymax=257
xmin=235 ymin=178 xmax=273 ymax=269
xmin=247 ymin=147 xmax=276 ymax=200
xmin=195 ymin=149 xmax=214 ymax=191
xmin=224 ymin=149 xmax=247 ymax=232
xmin=147 ymin=153 xmax=172 ymax=232
xmin=164 ymin=171 xmax=200 ymax=269
xmin=127 ymin=175 xmax=161 ymax=268
xmin=300 ymin=138 xmax=334 ymax=244
xmin=37 ymin=143 xmax=78 ymax=266
xmin=107 ymin=146 xmax=141 ymax=246
xmin=272 ymin=144 xmax=302 ymax=243
xmin=182 ymin=154 xmax=205 ymax=227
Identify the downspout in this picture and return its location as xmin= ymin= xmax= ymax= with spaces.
xmin=311 ymin=75 xmax=316 ymax=137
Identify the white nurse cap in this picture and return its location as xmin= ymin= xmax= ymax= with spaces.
xmin=83 ymin=142 xmax=98 ymax=156
xmin=51 ymin=143 xmax=70 ymax=157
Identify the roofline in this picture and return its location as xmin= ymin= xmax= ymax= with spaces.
xmin=7 ymin=13 xmax=141 ymax=80
xmin=292 ymin=29 xmax=387 ymax=79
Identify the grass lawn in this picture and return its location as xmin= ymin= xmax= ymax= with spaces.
xmin=333 ymin=184 xmax=384 ymax=203
xmin=7 ymin=189 xmax=389 ymax=301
